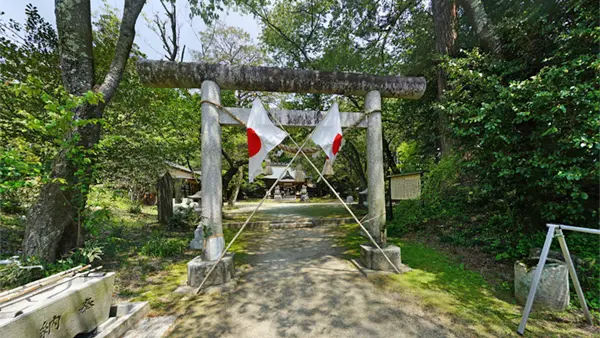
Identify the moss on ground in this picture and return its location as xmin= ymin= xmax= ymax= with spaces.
xmin=331 ymin=223 xmax=597 ymax=337
xmin=112 ymin=221 xmax=257 ymax=315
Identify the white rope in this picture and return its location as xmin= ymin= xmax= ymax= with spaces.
xmin=194 ymin=132 xmax=315 ymax=293
xmin=194 ymin=104 xmax=399 ymax=293
xmin=267 ymin=109 xmax=402 ymax=274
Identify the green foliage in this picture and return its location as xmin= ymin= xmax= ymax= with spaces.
xmin=128 ymin=204 xmax=142 ymax=214
xmin=0 ymin=242 xmax=103 ymax=290
xmin=167 ymin=208 xmax=199 ymax=230
xmin=0 ymin=149 xmax=41 ymax=213
xmin=386 ymin=0 xmax=600 ymax=310
xmin=140 ymin=233 xmax=188 ymax=258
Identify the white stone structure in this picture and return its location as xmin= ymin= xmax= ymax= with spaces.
xmin=0 ymin=272 xmax=115 ymax=338
xmin=136 ymin=60 xmax=426 ymax=284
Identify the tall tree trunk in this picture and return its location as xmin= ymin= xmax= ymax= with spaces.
xmin=23 ymin=0 xmax=145 ymax=262
xmin=157 ymin=172 xmax=173 ymax=224
xmin=458 ymin=0 xmax=501 ymax=55
xmin=342 ymin=140 xmax=368 ymax=188
xmin=382 ymin=132 xmax=399 ymax=175
xmin=228 ymin=166 xmax=244 ymax=206
xmin=431 ymin=0 xmax=457 ymax=158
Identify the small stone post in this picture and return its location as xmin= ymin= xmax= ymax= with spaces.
xmin=190 ymin=80 xmax=224 ymax=260
xmin=365 ymin=90 xmax=386 ymax=245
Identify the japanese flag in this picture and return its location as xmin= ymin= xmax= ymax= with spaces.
xmin=247 ymin=99 xmax=287 ymax=182
xmin=311 ymin=102 xmax=343 ymax=164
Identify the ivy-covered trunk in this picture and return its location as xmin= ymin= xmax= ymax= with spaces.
xmin=431 ymin=0 xmax=457 ymax=158
xmin=228 ymin=166 xmax=244 ymax=206
xmin=22 ymin=0 xmax=145 ymax=262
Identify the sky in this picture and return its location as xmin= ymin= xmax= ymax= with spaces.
xmin=0 ymin=0 xmax=262 ymax=61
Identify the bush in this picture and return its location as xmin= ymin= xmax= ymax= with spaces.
xmin=389 ymin=200 xmax=426 ymax=236
xmin=168 ymin=208 xmax=199 ymax=230
xmin=0 ymin=258 xmax=44 ymax=290
xmin=128 ymin=204 xmax=142 ymax=214
xmin=140 ymin=235 xmax=187 ymax=257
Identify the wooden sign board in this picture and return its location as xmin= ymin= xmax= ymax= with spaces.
xmin=390 ymin=173 xmax=421 ymax=200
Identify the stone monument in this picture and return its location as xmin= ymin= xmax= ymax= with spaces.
xmin=300 ymin=185 xmax=309 ymax=202
xmin=274 ymin=185 xmax=282 ymax=201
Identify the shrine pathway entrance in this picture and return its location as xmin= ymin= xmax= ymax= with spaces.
xmin=137 ymin=60 xmax=427 ymax=288
xmin=168 ymin=224 xmax=458 ymax=338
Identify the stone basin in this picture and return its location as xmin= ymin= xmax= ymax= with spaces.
xmin=0 ymin=272 xmax=115 ymax=338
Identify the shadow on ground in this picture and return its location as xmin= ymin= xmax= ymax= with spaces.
xmin=169 ymin=227 xmax=466 ymax=337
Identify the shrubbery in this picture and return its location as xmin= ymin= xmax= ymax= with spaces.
xmin=140 ymin=234 xmax=188 ymax=258
xmin=390 ymin=0 xmax=599 ymax=310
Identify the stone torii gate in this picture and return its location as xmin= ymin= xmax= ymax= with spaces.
xmin=137 ymin=60 xmax=426 ymax=287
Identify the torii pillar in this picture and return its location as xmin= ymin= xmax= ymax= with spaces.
xmin=137 ymin=60 xmax=426 ymax=286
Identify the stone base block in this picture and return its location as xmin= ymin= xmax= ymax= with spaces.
xmin=360 ymin=244 xmax=401 ymax=271
xmin=187 ymin=254 xmax=235 ymax=288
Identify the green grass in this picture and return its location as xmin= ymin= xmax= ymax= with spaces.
xmin=331 ymin=223 xmax=596 ymax=337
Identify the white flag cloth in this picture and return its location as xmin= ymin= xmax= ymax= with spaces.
xmin=311 ymin=102 xmax=343 ymax=164
xmin=247 ymin=99 xmax=287 ymax=182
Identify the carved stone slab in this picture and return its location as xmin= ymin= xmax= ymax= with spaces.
xmin=0 ymin=272 xmax=115 ymax=338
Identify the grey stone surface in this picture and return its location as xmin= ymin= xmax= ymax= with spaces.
xmin=0 ymin=272 xmax=115 ymax=338
xmin=198 ymin=80 xmax=225 ymax=260
xmin=189 ymin=227 xmax=204 ymax=250
xmin=168 ymin=226 xmax=457 ymax=338
xmin=360 ymin=244 xmax=401 ymax=271
xmin=123 ymin=315 xmax=177 ymax=338
xmin=351 ymin=259 xmax=412 ymax=278
xmin=220 ymin=107 xmax=368 ymax=128
xmin=187 ymin=254 xmax=235 ymax=288
xmin=137 ymin=60 xmax=427 ymax=99
xmin=94 ymin=302 xmax=150 ymax=338
xmin=514 ymin=259 xmax=570 ymax=311
xmin=365 ymin=90 xmax=386 ymax=244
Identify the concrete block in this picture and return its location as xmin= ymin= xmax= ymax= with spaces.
xmin=514 ymin=259 xmax=570 ymax=311
xmin=95 ymin=302 xmax=150 ymax=338
xmin=360 ymin=244 xmax=401 ymax=271
xmin=187 ymin=254 xmax=235 ymax=288
xmin=0 ymin=272 xmax=115 ymax=338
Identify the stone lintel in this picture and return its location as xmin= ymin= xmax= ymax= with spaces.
xmin=219 ymin=108 xmax=367 ymax=128
xmin=137 ymin=60 xmax=426 ymax=99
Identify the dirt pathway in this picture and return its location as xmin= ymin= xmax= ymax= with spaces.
xmin=170 ymin=226 xmax=460 ymax=337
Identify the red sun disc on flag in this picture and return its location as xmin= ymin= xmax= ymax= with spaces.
xmin=247 ymin=128 xmax=261 ymax=157
xmin=332 ymin=133 xmax=343 ymax=155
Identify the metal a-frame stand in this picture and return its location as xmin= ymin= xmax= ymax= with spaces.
xmin=517 ymin=223 xmax=598 ymax=335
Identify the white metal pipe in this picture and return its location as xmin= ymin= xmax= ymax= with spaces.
xmin=517 ymin=225 xmax=556 ymax=335
xmin=547 ymin=223 xmax=600 ymax=235
xmin=555 ymin=229 xmax=593 ymax=324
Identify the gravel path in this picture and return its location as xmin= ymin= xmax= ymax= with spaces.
xmin=170 ymin=226 xmax=459 ymax=337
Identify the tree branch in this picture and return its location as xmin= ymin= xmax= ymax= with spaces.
xmin=97 ymin=0 xmax=146 ymax=103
